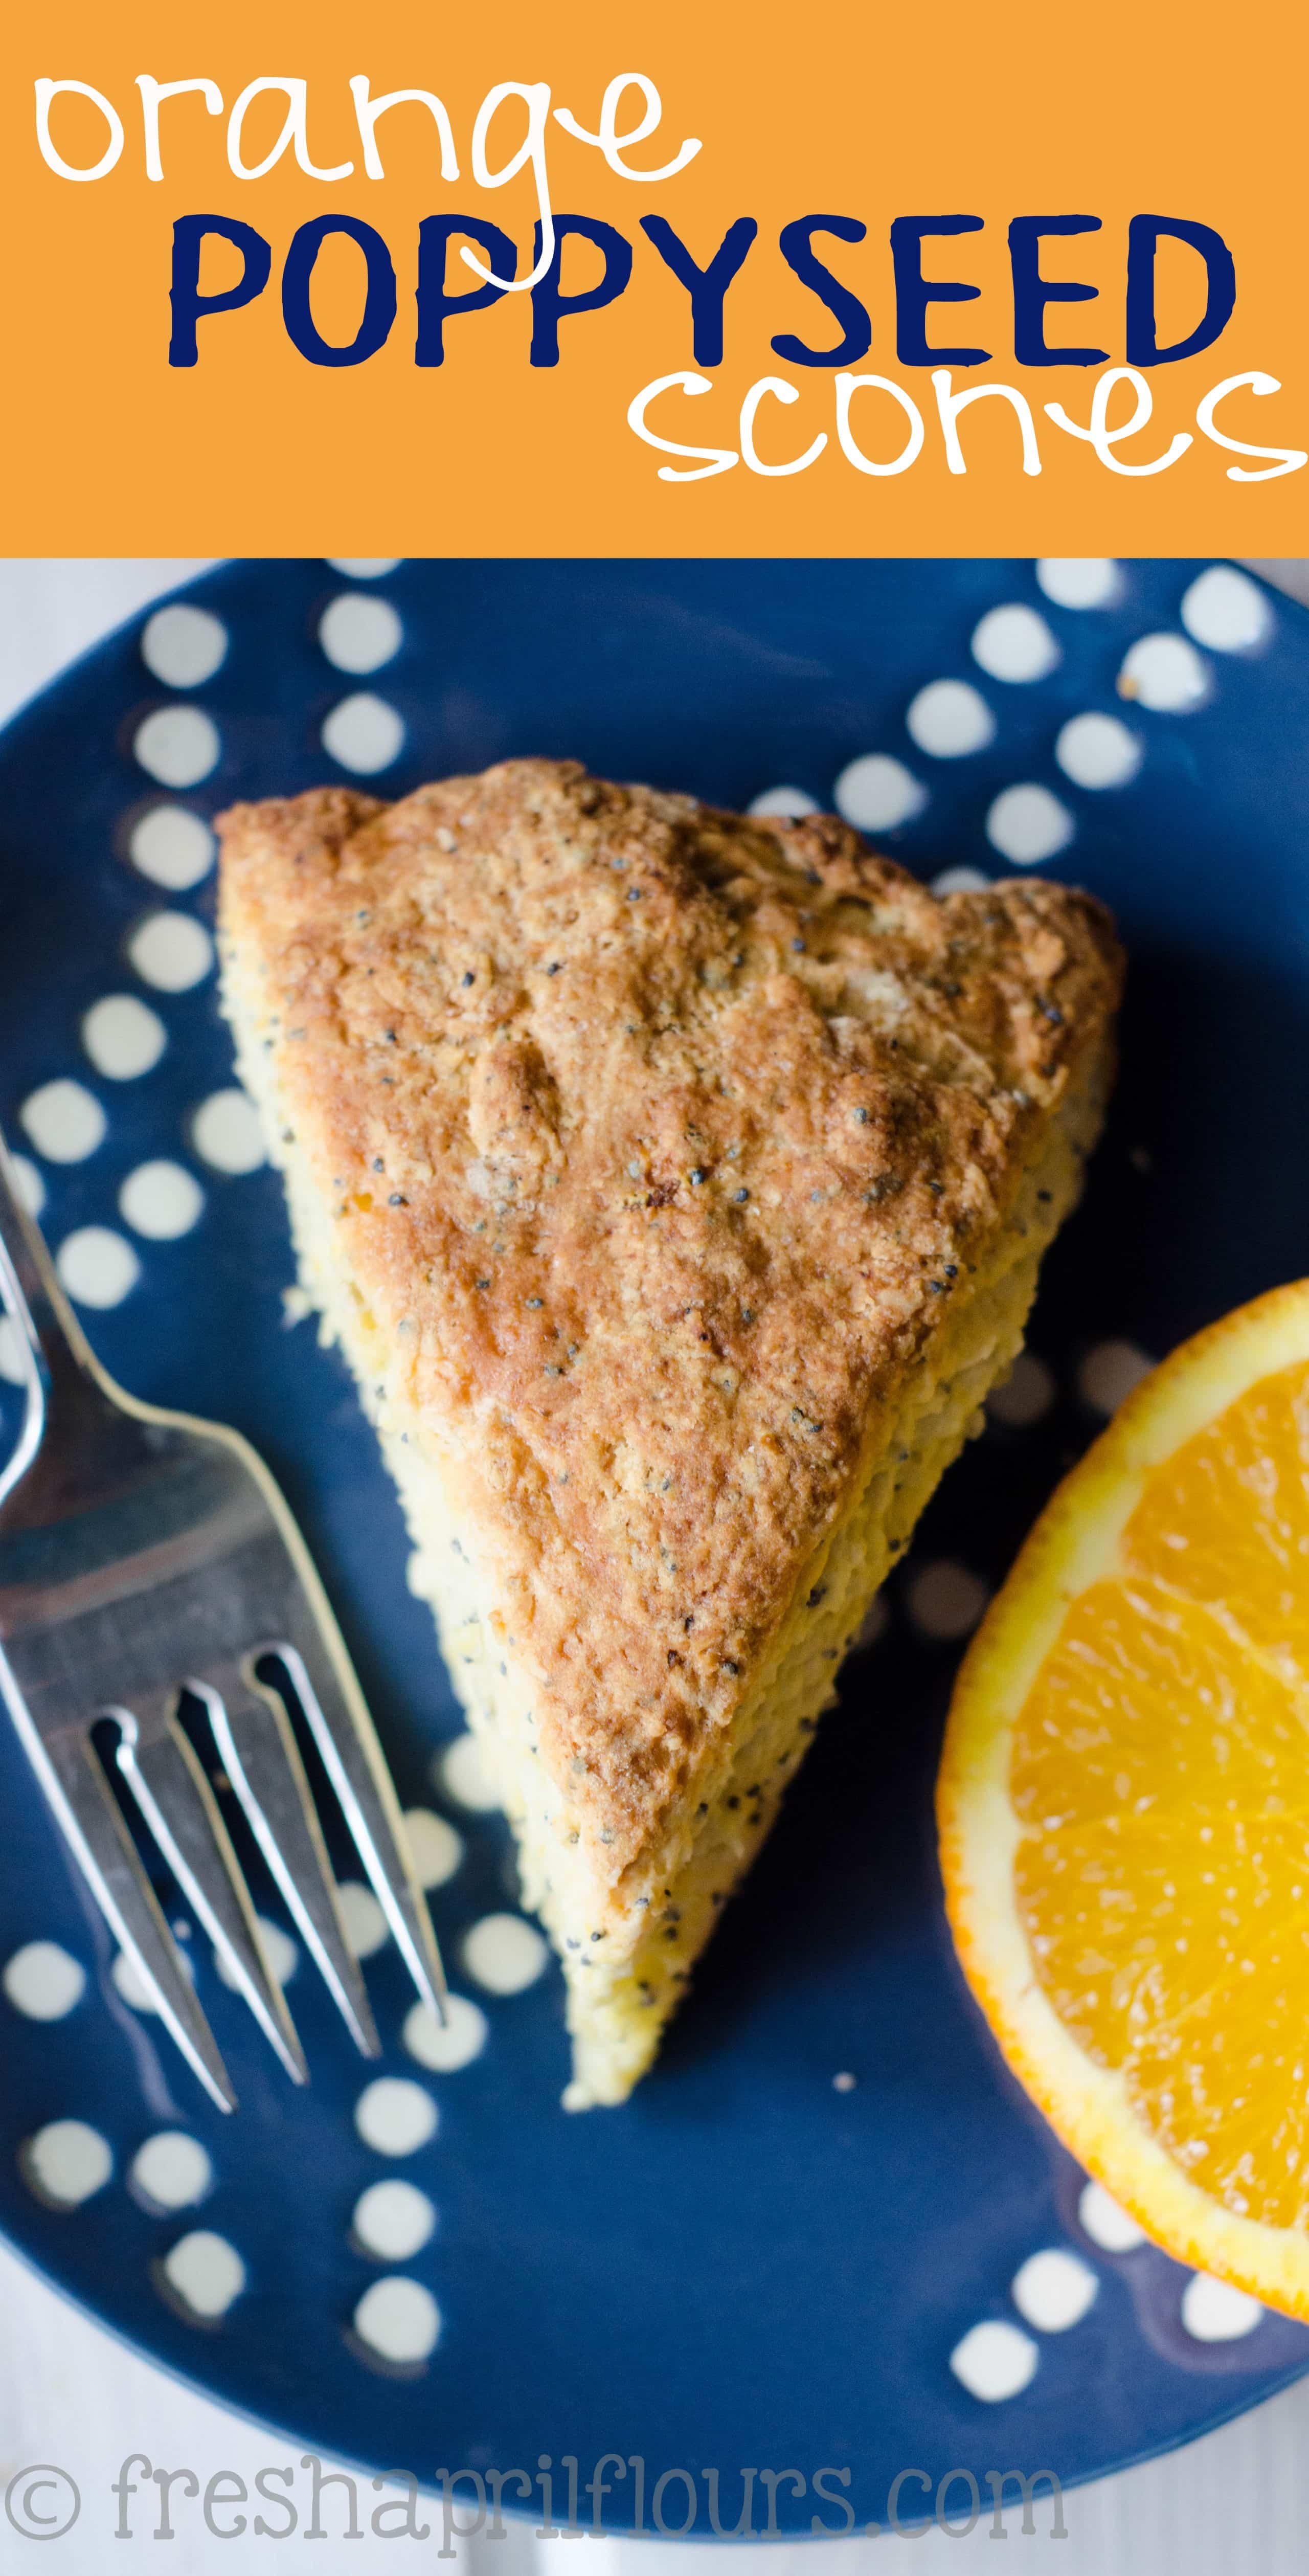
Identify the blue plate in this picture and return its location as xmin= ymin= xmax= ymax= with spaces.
xmin=1 ymin=556 xmax=1307 ymax=2536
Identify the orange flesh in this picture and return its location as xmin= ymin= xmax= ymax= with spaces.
xmin=1012 ymin=1358 xmax=1309 ymax=2229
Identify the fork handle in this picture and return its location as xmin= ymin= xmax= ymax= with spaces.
xmin=0 ymin=1125 xmax=103 ymax=1411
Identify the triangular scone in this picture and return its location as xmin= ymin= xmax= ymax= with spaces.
xmin=218 ymin=759 xmax=1123 ymax=2107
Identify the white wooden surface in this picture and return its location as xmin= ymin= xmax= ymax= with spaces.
xmin=2 ymin=555 xmax=1309 ymax=2573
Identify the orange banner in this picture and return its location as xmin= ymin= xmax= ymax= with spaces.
xmin=3 ymin=0 xmax=1306 ymax=553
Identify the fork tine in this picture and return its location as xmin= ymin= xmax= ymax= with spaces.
xmin=111 ymin=1698 xmax=308 ymax=2088
xmin=193 ymin=1669 xmax=380 ymax=2059
xmin=20 ymin=1710 xmax=239 ymax=2113
xmin=265 ymin=1642 xmax=448 ymax=2023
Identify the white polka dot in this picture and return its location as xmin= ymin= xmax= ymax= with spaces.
xmin=130 ymin=2131 xmax=213 ymax=2212
xmin=1181 ymin=566 xmax=1270 ymax=655
xmin=19 ymin=1079 xmax=105 ymax=1163
xmin=832 ymin=2070 xmax=857 ymax=2093
xmin=56 ymin=1227 xmax=140 ymax=1310
xmin=986 ymin=1352 xmax=1055 ymax=1428
xmin=24 ymin=2119 xmax=112 ymax=2207
xmin=986 ymin=783 xmax=1074 ymax=868
xmin=1181 ymin=2273 xmax=1262 ymax=2343
xmin=119 ymin=1160 xmax=205 ymax=1241
xmin=1011 ymin=2247 xmax=1098 ymax=2332
xmin=129 ymin=807 xmax=215 ymax=892
xmin=319 ymin=594 xmax=403 ymax=675
xmin=403 ymin=1992 xmax=488 ymax=2073
xmin=971 ymin=603 xmax=1060 ymax=684
xmin=4 ymin=1940 xmax=85 ymax=2020
xmin=747 ymin=785 xmax=820 ymax=820
xmin=141 ymin=604 xmax=228 ymax=689
xmin=402 ymin=1808 xmax=463 ymax=1890
xmin=214 ymin=1916 xmax=297 ymax=1991
xmin=82 ymin=994 xmax=167 ymax=1081
xmin=352 ymin=2179 xmax=436 ymax=2261
xmin=906 ymin=679 xmax=995 ymax=759
xmin=462 ymin=1913 xmax=548 ymax=1996
xmin=327 ymin=558 xmax=401 ymax=579
xmin=355 ymin=2077 xmax=438 ymax=2156
xmin=10 ymin=1153 xmax=45 ymax=1216
xmin=127 ymin=910 xmax=213 ymax=993
xmin=436 ymin=1733 xmax=501 ymax=1812
xmin=336 ymin=1881 xmax=389 ymax=1958
xmin=322 ymin=693 xmax=404 ymax=775
xmin=1055 ymin=712 xmax=1142 ymax=792
xmin=0 ymin=1318 xmax=28 ymax=1385
xmin=1077 ymin=1338 xmax=1154 ymax=1416
xmin=163 ymin=2229 xmax=245 ymax=2320
xmin=112 ymin=1949 xmax=162 ymax=2012
xmin=354 ymin=2275 xmax=440 ymax=2365
xmin=133 ymin=706 xmax=221 ymax=790
xmin=905 ymin=1560 xmax=989 ymax=1642
xmin=949 ymin=2319 xmax=1039 ymax=2402
xmin=1118 ymin=633 xmax=1208 ymax=713
xmin=1036 ymin=559 xmax=1119 ymax=611
xmin=931 ymin=865 xmax=991 ymax=897
xmin=1078 ymin=2180 xmax=1147 ymax=2253
xmin=834 ymin=753 xmax=927 ymax=833
xmin=191 ymin=1090 xmax=266 ymax=1175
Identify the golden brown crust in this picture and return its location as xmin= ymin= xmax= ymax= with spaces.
xmin=217 ymin=759 xmax=1123 ymax=1879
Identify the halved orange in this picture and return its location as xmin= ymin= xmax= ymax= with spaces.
xmin=938 ymin=1279 xmax=1309 ymax=2318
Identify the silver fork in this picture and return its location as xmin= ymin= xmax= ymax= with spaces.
xmin=0 ymin=1130 xmax=446 ymax=2111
